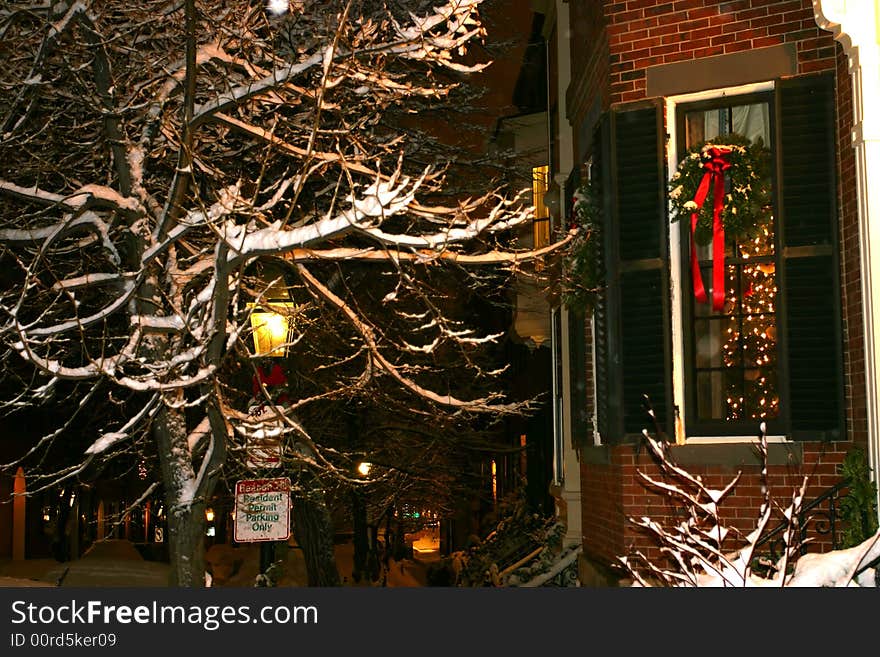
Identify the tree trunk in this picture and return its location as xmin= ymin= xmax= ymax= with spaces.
xmin=292 ymin=485 xmax=340 ymax=587
xmin=165 ymin=504 xmax=206 ymax=586
xmin=392 ymin=509 xmax=408 ymax=561
xmin=155 ymin=405 xmax=207 ymax=587
xmin=352 ymin=490 xmax=368 ymax=583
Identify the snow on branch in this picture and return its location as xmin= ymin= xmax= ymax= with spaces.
xmin=296 ymin=263 xmax=528 ymax=414
xmin=0 ymin=179 xmax=145 ymax=218
xmin=277 ymin=231 xmax=577 ymax=267
xmin=84 ymin=394 xmax=160 ymax=456
xmin=0 ymin=0 xmax=567 ymax=586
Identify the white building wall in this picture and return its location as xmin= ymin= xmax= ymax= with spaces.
xmin=814 ymin=0 xmax=880 ymax=516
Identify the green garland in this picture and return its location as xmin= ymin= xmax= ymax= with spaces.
xmin=561 ymin=181 xmax=602 ymax=314
xmin=668 ymin=133 xmax=772 ymax=245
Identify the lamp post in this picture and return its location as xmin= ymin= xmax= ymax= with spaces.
xmin=245 ymin=265 xmax=295 ymax=586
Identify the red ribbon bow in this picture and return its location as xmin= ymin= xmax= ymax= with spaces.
xmin=689 ymin=146 xmax=732 ymax=313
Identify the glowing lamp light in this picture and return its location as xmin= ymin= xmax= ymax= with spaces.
xmin=248 ymin=302 xmax=295 ymax=357
xmin=491 ymin=459 xmax=497 ymax=504
xmin=357 ymin=462 xmax=372 ymax=477
xmin=205 ymin=508 xmax=215 ymax=523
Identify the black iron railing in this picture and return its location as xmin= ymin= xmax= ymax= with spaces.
xmin=755 ymin=478 xmax=850 ymax=561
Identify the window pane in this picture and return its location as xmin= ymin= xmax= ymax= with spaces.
xmin=743 ymin=369 xmax=780 ymax=420
xmin=739 ymin=214 xmax=775 ymax=259
xmin=731 ymin=104 xmax=770 ymax=146
xmin=695 ymin=317 xmax=738 ymax=368
xmin=693 ymin=260 xmax=778 ymax=422
xmin=697 ymin=370 xmax=727 ymax=420
xmin=532 ymin=165 xmax=550 ymax=248
xmin=683 ymin=97 xmax=780 ymax=428
xmin=685 ymin=103 xmax=769 ymax=145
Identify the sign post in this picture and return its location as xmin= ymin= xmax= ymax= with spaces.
xmin=243 ymin=362 xmax=291 ymax=585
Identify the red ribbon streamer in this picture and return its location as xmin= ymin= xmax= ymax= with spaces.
xmin=689 ymin=146 xmax=732 ymax=313
xmin=252 ymin=363 xmax=289 ymax=404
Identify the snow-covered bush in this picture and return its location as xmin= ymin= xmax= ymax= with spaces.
xmin=429 ymin=492 xmax=580 ymax=586
xmin=620 ymin=415 xmax=880 ymax=587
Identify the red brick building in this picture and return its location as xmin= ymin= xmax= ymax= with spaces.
xmin=527 ymin=0 xmax=880 ymax=584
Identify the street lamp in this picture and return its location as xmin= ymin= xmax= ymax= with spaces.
xmin=205 ymin=507 xmax=215 ymax=538
xmin=247 ymin=302 xmax=294 ymax=357
xmin=247 ymin=263 xmax=296 ymax=358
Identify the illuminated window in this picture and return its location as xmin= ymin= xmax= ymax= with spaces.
xmin=491 ymin=459 xmax=497 ymax=505
xmin=532 ymin=165 xmax=551 ymax=248
xmin=678 ymin=94 xmax=779 ymax=433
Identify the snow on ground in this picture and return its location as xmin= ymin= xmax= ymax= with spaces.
xmin=0 ymin=576 xmax=54 ymax=587
xmin=0 ymin=537 xmax=439 ymax=588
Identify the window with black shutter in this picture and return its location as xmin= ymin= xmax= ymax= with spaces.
xmin=671 ymin=73 xmax=844 ymax=440
xmin=591 ymin=118 xmax=613 ymax=443
xmin=777 ymin=74 xmax=844 ymax=441
xmin=564 ymin=164 xmax=592 ymax=450
xmin=587 ymin=73 xmax=844 ymax=444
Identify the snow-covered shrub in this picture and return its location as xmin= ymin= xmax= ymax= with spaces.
xmin=620 ymin=414 xmax=880 ymax=587
xmin=429 ymin=491 xmax=579 ymax=586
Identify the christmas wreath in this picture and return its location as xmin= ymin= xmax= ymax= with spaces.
xmin=668 ymin=133 xmax=771 ymax=311
xmin=561 ymin=181 xmax=602 ymax=314
xmin=668 ymin=133 xmax=771 ymax=246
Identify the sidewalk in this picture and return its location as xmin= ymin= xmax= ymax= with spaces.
xmin=0 ymin=558 xmax=62 ymax=587
xmin=0 ymin=537 xmax=441 ymax=588
xmin=0 ymin=540 xmax=170 ymax=587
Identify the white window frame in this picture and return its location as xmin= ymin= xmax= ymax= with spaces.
xmin=665 ymin=81 xmax=789 ymax=444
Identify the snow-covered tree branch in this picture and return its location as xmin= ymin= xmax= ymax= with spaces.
xmin=0 ymin=0 xmax=565 ymax=585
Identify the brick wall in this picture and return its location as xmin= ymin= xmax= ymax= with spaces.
xmin=604 ymin=0 xmax=839 ymax=104
xmin=567 ymin=0 xmax=610 ymax=157
xmin=568 ymin=1 xmax=848 ymax=116
xmin=581 ymin=441 xmax=852 ymax=576
xmin=567 ymin=0 xmax=866 ymax=580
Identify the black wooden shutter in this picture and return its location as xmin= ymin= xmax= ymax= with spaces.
xmin=564 ymin=165 xmax=592 ymax=450
xmin=777 ymin=73 xmax=844 ymax=441
xmin=592 ymin=115 xmax=614 ymax=442
xmin=596 ymin=101 xmax=673 ymax=442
